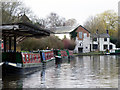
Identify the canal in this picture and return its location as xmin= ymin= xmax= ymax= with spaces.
xmin=1 ymin=55 xmax=119 ymax=88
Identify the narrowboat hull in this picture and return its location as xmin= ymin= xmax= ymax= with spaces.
xmin=2 ymin=62 xmax=42 ymax=75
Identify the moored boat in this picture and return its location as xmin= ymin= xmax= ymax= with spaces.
xmin=115 ymin=49 xmax=120 ymax=54
xmin=66 ymin=50 xmax=74 ymax=58
xmin=2 ymin=49 xmax=74 ymax=75
xmin=2 ymin=52 xmax=42 ymax=75
xmin=40 ymin=50 xmax=55 ymax=62
xmin=110 ymin=49 xmax=120 ymax=55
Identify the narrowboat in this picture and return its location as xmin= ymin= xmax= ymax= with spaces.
xmin=115 ymin=49 xmax=120 ymax=54
xmin=54 ymin=49 xmax=73 ymax=64
xmin=110 ymin=49 xmax=120 ymax=55
xmin=40 ymin=50 xmax=55 ymax=62
xmin=2 ymin=49 xmax=73 ymax=75
xmin=2 ymin=50 xmax=55 ymax=75
xmin=2 ymin=51 xmax=42 ymax=75
xmin=66 ymin=50 xmax=74 ymax=58
xmin=57 ymin=49 xmax=68 ymax=59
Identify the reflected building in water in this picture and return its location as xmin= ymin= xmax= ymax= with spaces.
xmin=1 ymin=55 xmax=119 ymax=88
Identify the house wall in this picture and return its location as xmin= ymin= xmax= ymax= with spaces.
xmin=74 ymin=32 xmax=116 ymax=53
xmin=74 ymin=26 xmax=91 ymax=53
xmin=82 ymin=34 xmax=91 ymax=53
xmin=91 ymin=37 xmax=116 ymax=52
xmin=52 ymin=26 xmax=116 ymax=53
xmin=76 ymin=27 xmax=90 ymax=40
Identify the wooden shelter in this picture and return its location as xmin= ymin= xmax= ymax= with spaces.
xmin=1 ymin=22 xmax=51 ymax=52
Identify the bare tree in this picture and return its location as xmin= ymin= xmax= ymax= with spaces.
xmin=45 ymin=12 xmax=66 ymax=28
xmin=65 ymin=18 xmax=77 ymax=26
xmin=1 ymin=1 xmax=32 ymax=24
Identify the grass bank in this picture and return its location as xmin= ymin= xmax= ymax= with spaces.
xmin=74 ymin=51 xmax=104 ymax=56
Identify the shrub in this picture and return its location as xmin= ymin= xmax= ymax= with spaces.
xmin=62 ymin=38 xmax=76 ymax=50
xmin=20 ymin=36 xmax=64 ymax=51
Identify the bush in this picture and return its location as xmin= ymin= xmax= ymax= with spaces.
xmin=20 ymin=36 xmax=64 ymax=51
xmin=62 ymin=38 xmax=76 ymax=50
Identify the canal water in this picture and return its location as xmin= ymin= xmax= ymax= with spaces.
xmin=2 ymin=55 xmax=119 ymax=88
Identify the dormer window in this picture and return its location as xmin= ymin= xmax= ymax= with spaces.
xmin=104 ymin=38 xmax=107 ymax=41
xmin=93 ymin=38 xmax=97 ymax=41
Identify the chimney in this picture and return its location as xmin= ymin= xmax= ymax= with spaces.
xmin=106 ymin=30 xmax=109 ymax=34
xmin=96 ymin=29 xmax=98 ymax=34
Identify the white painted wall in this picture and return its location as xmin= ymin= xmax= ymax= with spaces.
xmin=82 ymin=35 xmax=91 ymax=53
xmin=74 ymin=37 xmax=80 ymax=53
xmin=74 ymin=33 xmax=91 ymax=53
xmin=74 ymin=36 xmax=116 ymax=53
xmin=100 ymin=38 xmax=109 ymax=51
xmin=93 ymin=37 xmax=116 ymax=52
xmin=53 ymin=33 xmax=116 ymax=53
xmin=54 ymin=33 xmax=70 ymax=40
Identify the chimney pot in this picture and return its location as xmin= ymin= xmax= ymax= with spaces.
xmin=106 ymin=30 xmax=109 ymax=34
xmin=96 ymin=29 xmax=98 ymax=34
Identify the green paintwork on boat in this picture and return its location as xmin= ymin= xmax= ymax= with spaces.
xmin=115 ymin=50 xmax=120 ymax=53
xmin=66 ymin=50 xmax=69 ymax=56
xmin=57 ymin=50 xmax=61 ymax=56
xmin=2 ymin=52 xmax=22 ymax=63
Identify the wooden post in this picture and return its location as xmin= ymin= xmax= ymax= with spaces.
xmin=9 ymin=36 xmax=11 ymax=51
xmin=3 ymin=36 xmax=6 ymax=52
xmin=14 ymin=35 xmax=16 ymax=52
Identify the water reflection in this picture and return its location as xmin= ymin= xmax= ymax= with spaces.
xmin=40 ymin=63 xmax=46 ymax=88
xmin=2 ymin=55 xmax=119 ymax=88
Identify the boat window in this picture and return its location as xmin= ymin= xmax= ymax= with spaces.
xmin=23 ymin=54 xmax=26 ymax=62
xmin=26 ymin=55 xmax=29 ymax=62
xmin=29 ymin=54 xmax=32 ymax=62
xmin=36 ymin=55 xmax=38 ymax=61
xmin=34 ymin=55 xmax=37 ymax=61
xmin=33 ymin=55 xmax=34 ymax=61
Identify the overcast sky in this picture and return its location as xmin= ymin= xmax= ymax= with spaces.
xmin=22 ymin=0 xmax=119 ymax=25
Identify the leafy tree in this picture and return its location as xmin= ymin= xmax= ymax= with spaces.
xmin=84 ymin=10 xmax=119 ymax=47
xmin=84 ymin=10 xmax=118 ymax=35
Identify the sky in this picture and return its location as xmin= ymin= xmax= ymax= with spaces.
xmin=22 ymin=0 xmax=119 ymax=25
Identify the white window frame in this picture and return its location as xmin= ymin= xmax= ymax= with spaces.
xmin=79 ymin=32 xmax=82 ymax=39
xmin=84 ymin=33 xmax=87 ymax=38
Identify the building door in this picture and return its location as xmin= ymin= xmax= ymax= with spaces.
xmin=78 ymin=48 xmax=83 ymax=53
